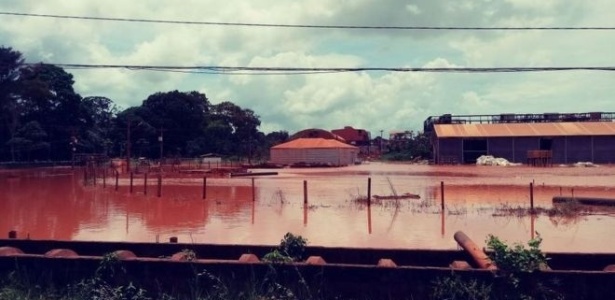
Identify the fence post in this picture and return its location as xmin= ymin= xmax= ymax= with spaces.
xmin=144 ymin=173 xmax=148 ymax=195
xmin=440 ymin=181 xmax=445 ymax=211
xmin=252 ymin=178 xmax=255 ymax=202
xmin=367 ymin=177 xmax=371 ymax=206
xmin=303 ymin=180 xmax=308 ymax=204
xmin=530 ymin=182 xmax=534 ymax=212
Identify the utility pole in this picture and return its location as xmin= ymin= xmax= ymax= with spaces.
xmin=158 ymin=127 xmax=164 ymax=161
xmin=126 ymin=119 xmax=131 ymax=172
xmin=379 ymin=130 xmax=384 ymax=154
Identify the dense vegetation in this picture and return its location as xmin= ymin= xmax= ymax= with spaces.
xmin=0 ymin=45 xmax=289 ymax=163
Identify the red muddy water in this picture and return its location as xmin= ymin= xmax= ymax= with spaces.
xmin=2 ymin=163 xmax=615 ymax=252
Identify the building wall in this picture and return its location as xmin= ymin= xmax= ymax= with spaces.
xmin=270 ymin=148 xmax=358 ymax=166
xmin=511 ymin=137 xmax=538 ymax=163
xmin=550 ymin=137 xmax=566 ymax=163
xmin=594 ymin=136 xmax=615 ymax=163
xmin=488 ymin=138 xmax=514 ymax=162
xmin=436 ymin=139 xmax=462 ymax=164
xmin=436 ymin=135 xmax=615 ymax=164
xmin=565 ymin=136 xmax=593 ymax=163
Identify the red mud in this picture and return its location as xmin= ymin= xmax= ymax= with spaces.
xmin=1 ymin=163 xmax=615 ymax=252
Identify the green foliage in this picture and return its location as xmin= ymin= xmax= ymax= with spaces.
xmin=1 ymin=45 xmax=276 ymax=162
xmin=381 ymin=130 xmax=431 ymax=161
xmin=485 ymin=234 xmax=563 ymax=300
xmin=486 ymin=234 xmax=548 ymax=273
xmin=279 ymin=232 xmax=308 ymax=262
xmin=262 ymin=249 xmax=294 ymax=264
xmin=431 ymin=275 xmax=492 ymax=300
xmin=262 ymin=232 xmax=308 ymax=263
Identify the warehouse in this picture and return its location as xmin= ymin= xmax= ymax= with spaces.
xmin=425 ymin=112 xmax=615 ymax=165
xmin=270 ymin=138 xmax=359 ymax=167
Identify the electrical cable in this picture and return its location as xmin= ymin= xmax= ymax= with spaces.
xmin=26 ymin=63 xmax=615 ymax=74
xmin=2 ymin=11 xmax=615 ymax=31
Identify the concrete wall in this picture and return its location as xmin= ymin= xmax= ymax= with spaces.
xmin=3 ymin=239 xmax=615 ymax=299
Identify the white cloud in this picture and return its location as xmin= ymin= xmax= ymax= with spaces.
xmin=1 ymin=0 xmax=613 ymax=136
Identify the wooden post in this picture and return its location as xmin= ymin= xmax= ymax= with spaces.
xmin=157 ymin=173 xmax=162 ymax=197
xmin=252 ymin=178 xmax=255 ymax=202
xmin=115 ymin=172 xmax=119 ymax=191
xmin=367 ymin=177 xmax=371 ymax=206
xmin=144 ymin=173 xmax=148 ymax=195
xmin=129 ymin=172 xmax=134 ymax=193
xmin=440 ymin=181 xmax=445 ymax=211
xmin=203 ymin=176 xmax=207 ymax=199
xmin=530 ymin=182 xmax=534 ymax=212
xmin=303 ymin=180 xmax=308 ymax=204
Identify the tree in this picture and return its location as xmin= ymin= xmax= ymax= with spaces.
xmin=141 ymin=90 xmax=210 ymax=157
xmin=112 ymin=107 xmax=156 ymax=160
xmin=382 ymin=130 xmax=431 ymax=161
xmin=6 ymin=121 xmax=50 ymax=161
xmin=209 ymin=101 xmax=261 ymax=158
xmin=254 ymin=130 xmax=289 ymax=160
xmin=79 ymin=96 xmax=118 ymax=155
xmin=0 ymin=46 xmax=25 ymax=161
xmin=19 ymin=63 xmax=83 ymax=160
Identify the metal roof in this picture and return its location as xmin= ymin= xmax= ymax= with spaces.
xmin=434 ymin=122 xmax=615 ymax=138
xmin=271 ymin=138 xmax=358 ymax=149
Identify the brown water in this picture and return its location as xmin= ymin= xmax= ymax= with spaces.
xmin=2 ymin=163 xmax=615 ymax=252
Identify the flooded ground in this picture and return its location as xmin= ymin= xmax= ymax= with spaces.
xmin=1 ymin=162 xmax=615 ymax=252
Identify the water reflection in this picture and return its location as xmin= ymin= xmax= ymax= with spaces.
xmin=2 ymin=163 xmax=615 ymax=252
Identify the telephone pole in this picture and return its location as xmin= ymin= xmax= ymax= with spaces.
xmin=158 ymin=127 xmax=164 ymax=160
xmin=126 ymin=119 xmax=132 ymax=172
xmin=379 ymin=130 xmax=383 ymax=154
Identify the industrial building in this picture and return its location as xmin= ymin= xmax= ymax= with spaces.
xmin=331 ymin=126 xmax=371 ymax=154
xmin=424 ymin=112 xmax=615 ymax=165
xmin=270 ymin=138 xmax=359 ymax=166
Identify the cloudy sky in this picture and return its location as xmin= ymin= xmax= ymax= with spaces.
xmin=1 ymin=0 xmax=614 ymax=137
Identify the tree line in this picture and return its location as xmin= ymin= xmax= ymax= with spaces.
xmin=0 ymin=46 xmax=289 ymax=162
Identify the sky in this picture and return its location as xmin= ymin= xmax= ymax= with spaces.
xmin=1 ymin=0 xmax=614 ymax=137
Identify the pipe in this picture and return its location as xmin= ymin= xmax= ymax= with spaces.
xmin=453 ymin=231 xmax=497 ymax=270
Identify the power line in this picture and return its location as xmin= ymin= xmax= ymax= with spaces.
xmin=2 ymin=11 xmax=615 ymax=31
xmin=24 ymin=63 xmax=615 ymax=74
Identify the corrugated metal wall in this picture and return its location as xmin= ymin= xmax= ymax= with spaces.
xmin=488 ymin=138 xmax=514 ymax=162
xmin=436 ymin=135 xmax=615 ymax=164
xmin=551 ymin=138 xmax=566 ymax=163
xmin=594 ymin=136 xmax=615 ymax=163
xmin=270 ymin=148 xmax=358 ymax=166
xmin=566 ymin=136 xmax=593 ymax=163
xmin=436 ymin=139 xmax=462 ymax=164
